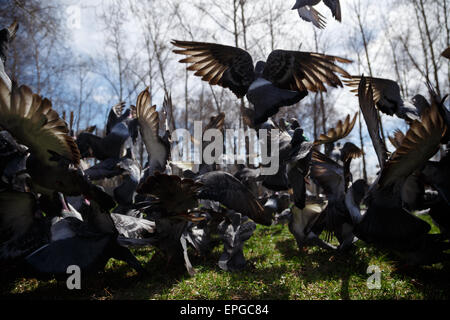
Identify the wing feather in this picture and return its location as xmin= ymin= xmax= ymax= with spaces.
xmin=344 ymin=76 xmax=403 ymax=116
xmin=441 ymin=47 xmax=450 ymax=59
xmin=196 ymin=171 xmax=271 ymax=226
xmin=136 ymin=88 xmax=169 ymax=171
xmin=379 ymin=101 xmax=447 ymax=188
xmin=314 ymin=113 xmax=357 ymax=145
xmin=310 ymin=150 xmax=345 ymax=201
xmin=0 ymin=79 xmax=80 ymax=166
xmin=172 ymin=40 xmax=255 ymax=98
xmin=263 ymin=50 xmax=351 ymax=93
xmin=358 ymin=76 xmax=388 ymax=168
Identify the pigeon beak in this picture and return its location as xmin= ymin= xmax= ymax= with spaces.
xmin=292 ymin=2 xmax=300 ymax=10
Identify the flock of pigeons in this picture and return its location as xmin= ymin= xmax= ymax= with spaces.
xmin=0 ymin=4 xmax=450 ymax=285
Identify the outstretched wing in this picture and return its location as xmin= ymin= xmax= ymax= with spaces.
xmin=379 ymin=101 xmax=447 ymax=188
xmin=137 ymin=173 xmax=202 ymax=216
xmin=314 ymin=113 xmax=357 ymax=145
xmin=388 ymin=129 xmax=405 ymax=149
xmin=106 ymin=101 xmax=125 ymax=136
xmin=172 ymin=40 xmax=255 ymax=98
xmin=340 ymin=142 xmax=363 ymax=162
xmin=297 ymin=6 xmax=327 ymax=29
xmin=344 ymin=76 xmax=403 ymax=116
xmin=358 ymin=76 xmax=388 ymax=169
xmin=136 ymin=87 xmax=169 ymax=172
xmin=441 ymin=47 xmax=450 ymax=59
xmin=196 ymin=171 xmax=271 ymax=226
xmin=0 ymin=79 xmax=80 ymax=167
xmin=310 ymin=150 xmax=345 ymax=201
xmin=323 ymin=0 xmax=341 ymax=22
xmin=263 ymin=50 xmax=351 ymax=93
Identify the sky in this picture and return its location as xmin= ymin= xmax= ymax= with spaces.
xmin=58 ymin=0 xmax=447 ymax=180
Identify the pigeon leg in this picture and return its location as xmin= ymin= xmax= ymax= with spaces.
xmin=111 ymin=245 xmax=147 ymax=276
xmin=306 ymin=232 xmax=337 ymax=250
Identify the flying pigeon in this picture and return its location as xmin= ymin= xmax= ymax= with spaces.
xmin=354 ymin=76 xmax=450 ymax=265
xmin=344 ymin=76 xmax=427 ymax=123
xmin=292 ymin=0 xmax=342 ymax=29
xmin=172 ymin=40 xmax=351 ymax=125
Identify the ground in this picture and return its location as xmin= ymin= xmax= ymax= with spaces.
xmin=1 ymin=214 xmax=449 ymax=300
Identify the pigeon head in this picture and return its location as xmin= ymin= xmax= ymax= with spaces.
xmin=291 ymin=0 xmax=303 ymax=10
xmin=411 ymin=94 xmax=430 ymax=115
xmin=290 ymin=119 xmax=300 ymax=130
xmin=292 ymin=127 xmax=305 ymax=143
xmin=254 ymin=61 xmax=266 ymax=76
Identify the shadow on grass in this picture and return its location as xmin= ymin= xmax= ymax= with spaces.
xmin=2 ymin=228 xmax=450 ymax=300
xmin=0 ymin=247 xmax=191 ymax=300
xmin=275 ymin=238 xmax=370 ymax=299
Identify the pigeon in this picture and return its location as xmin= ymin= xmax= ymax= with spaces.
xmin=0 ymin=76 xmax=115 ymax=211
xmin=310 ymin=149 xmax=365 ymax=250
xmin=25 ymin=198 xmax=146 ymax=278
xmin=172 ymin=40 xmax=351 ymax=125
xmin=344 ymin=76 xmax=427 ymax=123
xmin=353 ymin=76 xmax=450 ymax=265
xmin=217 ymin=210 xmax=256 ymax=272
xmin=288 ymin=203 xmax=337 ymax=251
xmin=196 ymin=171 xmax=272 ymax=226
xmin=76 ymin=103 xmax=138 ymax=161
xmin=292 ymin=0 xmax=341 ymax=29
xmin=136 ymin=88 xmax=171 ymax=178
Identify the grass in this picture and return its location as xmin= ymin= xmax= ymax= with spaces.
xmin=1 ymin=214 xmax=449 ymax=300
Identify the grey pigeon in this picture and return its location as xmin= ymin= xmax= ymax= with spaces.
xmin=217 ymin=210 xmax=256 ymax=272
xmin=292 ymin=0 xmax=341 ymax=29
xmin=344 ymin=76 xmax=429 ymax=123
xmin=353 ymin=77 xmax=450 ymax=265
xmin=25 ymin=198 xmax=146 ymax=279
xmin=173 ymin=40 xmax=351 ymax=125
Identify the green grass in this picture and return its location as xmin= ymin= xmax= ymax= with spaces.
xmin=1 ymin=213 xmax=449 ymax=300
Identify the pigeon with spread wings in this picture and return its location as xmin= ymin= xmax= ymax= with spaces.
xmin=196 ymin=171 xmax=272 ymax=226
xmin=172 ymin=40 xmax=351 ymax=125
xmin=313 ymin=113 xmax=358 ymax=157
xmin=344 ymin=76 xmax=428 ymax=123
xmin=105 ymin=101 xmax=126 ymax=136
xmin=354 ymin=77 xmax=450 ymax=264
xmin=0 ymin=77 xmax=115 ymax=210
xmin=292 ymin=0 xmax=341 ymax=29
